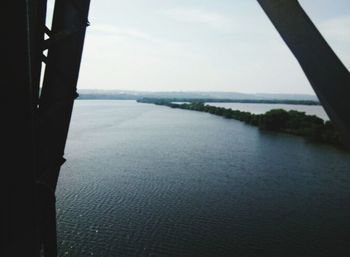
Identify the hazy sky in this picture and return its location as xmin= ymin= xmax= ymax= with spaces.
xmin=48 ymin=0 xmax=350 ymax=94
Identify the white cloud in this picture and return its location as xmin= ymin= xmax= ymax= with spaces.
xmin=164 ymin=8 xmax=233 ymax=32
xmin=92 ymin=24 xmax=153 ymax=41
xmin=78 ymin=1 xmax=350 ymax=94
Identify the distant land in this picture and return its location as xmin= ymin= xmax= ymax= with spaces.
xmin=138 ymin=99 xmax=344 ymax=148
xmin=77 ymin=89 xmax=320 ymax=104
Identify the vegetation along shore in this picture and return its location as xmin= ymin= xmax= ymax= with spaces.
xmin=137 ymin=99 xmax=345 ymax=149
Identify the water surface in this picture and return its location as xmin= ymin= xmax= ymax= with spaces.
xmin=57 ymin=100 xmax=350 ymax=257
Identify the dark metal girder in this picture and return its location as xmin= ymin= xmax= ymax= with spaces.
xmin=37 ymin=0 xmax=91 ymax=256
xmin=38 ymin=0 xmax=91 ymax=190
xmin=257 ymin=0 xmax=350 ymax=147
xmin=2 ymin=1 xmax=40 ymax=256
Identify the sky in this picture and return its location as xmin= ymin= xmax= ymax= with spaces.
xmin=48 ymin=0 xmax=350 ymax=94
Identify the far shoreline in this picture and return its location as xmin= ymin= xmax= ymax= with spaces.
xmin=137 ymin=99 xmax=346 ymax=150
xmin=76 ymin=96 xmax=320 ymax=106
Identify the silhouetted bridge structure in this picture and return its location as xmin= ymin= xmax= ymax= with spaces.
xmin=3 ymin=1 xmax=349 ymax=256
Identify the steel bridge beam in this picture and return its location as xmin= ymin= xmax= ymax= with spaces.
xmin=257 ymin=0 xmax=350 ymax=147
xmin=2 ymin=1 xmax=39 ymax=256
xmin=37 ymin=0 xmax=91 ymax=256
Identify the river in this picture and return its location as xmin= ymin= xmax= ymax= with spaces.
xmin=57 ymin=100 xmax=350 ymax=257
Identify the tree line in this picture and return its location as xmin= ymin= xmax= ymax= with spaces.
xmin=138 ymin=97 xmax=320 ymax=105
xmin=137 ymin=99 xmax=344 ymax=148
